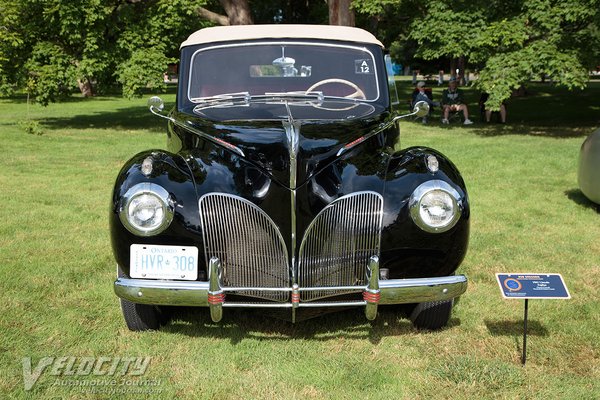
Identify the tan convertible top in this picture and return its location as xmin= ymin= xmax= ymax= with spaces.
xmin=181 ymin=24 xmax=384 ymax=49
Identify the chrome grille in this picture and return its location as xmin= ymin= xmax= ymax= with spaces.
xmin=298 ymin=191 xmax=383 ymax=301
xmin=199 ymin=193 xmax=289 ymax=302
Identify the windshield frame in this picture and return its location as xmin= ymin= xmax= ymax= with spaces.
xmin=185 ymin=41 xmax=382 ymax=105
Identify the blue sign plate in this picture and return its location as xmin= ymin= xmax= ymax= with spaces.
xmin=496 ymin=273 xmax=571 ymax=299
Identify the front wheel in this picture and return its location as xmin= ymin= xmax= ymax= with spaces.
xmin=118 ymin=266 xmax=170 ymax=331
xmin=410 ymin=299 xmax=454 ymax=330
xmin=120 ymin=299 xmax=164 ymax=331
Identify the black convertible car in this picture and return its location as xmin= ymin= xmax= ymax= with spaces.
xmin=111 ymin=25 xmax=469 ymax=331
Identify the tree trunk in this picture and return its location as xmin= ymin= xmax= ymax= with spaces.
xmin=449 ymin=58 xmax=457 ymax=80
xmin=328 ymin=0 xmax=355 ymax=26
xmin=195 ymin=7 xmax=230 ymax=25
xmin=196 ymin=0 xmax=253 ymax=25
xmin=78 ymin=78 xmax=94 ymax=97
xmin=457 ymin=56 xmax=465 ymax=85
xmin=220 ymin=0 xmax=253 ymax=25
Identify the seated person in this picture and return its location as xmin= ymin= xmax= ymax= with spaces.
xmin=441 ymin=77 xmax=473 ymax=125
xmin=479 ymin=92 xmax=507 ymax=123
xmin=411 ymin=81 xmax=437 ymax=123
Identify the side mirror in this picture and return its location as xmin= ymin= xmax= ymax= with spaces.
xmin=413 ymin=101 xmax=430 ymax=117
xmin=392 ymin=100 xmax=431 ymax=125
xmin=148 ymin=96 xmax=165 ymax=112
xmin=147 ymin=96 xmax=173 ymax=122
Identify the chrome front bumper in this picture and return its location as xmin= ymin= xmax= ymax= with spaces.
xmin=114 ymin=256 xmax=467 ymax=322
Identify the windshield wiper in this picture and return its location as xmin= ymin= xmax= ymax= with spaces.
xmin=191 ymin=92 xmax=251 ymax=110
xmin=192 ymin=91 xmax=325 ymax=113
xmin=191 ymin=91 xmax=366 ymax=114
xmin=261 ymin=91 xmax=324 ymax=105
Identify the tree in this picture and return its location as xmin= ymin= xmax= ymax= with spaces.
xmin=0 ymin=0 xmax=333 ymax=104
xmin=353 ymin=0 xmax=600 ymax=110
xmin=0 ymin=0 xmax=210 ymax=105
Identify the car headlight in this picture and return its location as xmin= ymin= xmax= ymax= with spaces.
xmin=119 ymin=183 xmax=174 ymax=236
xmin=409 ymin=180 xmax=462 ymax=233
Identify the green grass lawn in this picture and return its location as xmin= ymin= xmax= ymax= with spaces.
xmin=1 ymin=83 xmax=599 ymax=399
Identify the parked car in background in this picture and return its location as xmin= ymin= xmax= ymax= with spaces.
xmin=110 ymin=25 xmax=470 ymax=331
xmin=579 ymin=128 xmax=600 ymax=204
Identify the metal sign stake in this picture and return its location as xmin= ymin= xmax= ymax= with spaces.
xmin=522 ymin=299 xmax=528 ymax=365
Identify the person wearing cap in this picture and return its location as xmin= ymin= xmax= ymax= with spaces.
xmin=441 ymin=77 xmax=473 ymax=125
xmin=411 ymin=81 xmax=437 ymax=124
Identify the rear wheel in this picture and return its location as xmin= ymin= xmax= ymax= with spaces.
xmin=410 ymin=299 xmax=454 ymax=330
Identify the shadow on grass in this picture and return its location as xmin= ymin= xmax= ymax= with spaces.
xmin=565 ymin=189 xmax=600 ymax=213
xmin=162 ymin=306 xmax=461 ymax=344
xmin=404 ymin=82 xmax=600 ymax=138
xmin=411 ymin=119 xmax=596 ymax=138
xmin=1 ymin=93 xmax=118 ymax=104
xmin=2 ymin=86 xmax=177 ymax=104
xmin=40 ymin=105 xmax=165 ymax=132
xmin=474 ymin=123 xmax=596 ymax=139
xmin=484 ymin=319 xmax=549 ymax=337
xmin=406 ymin=119 xmax=600 ymax=139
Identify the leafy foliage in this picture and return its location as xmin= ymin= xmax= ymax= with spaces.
xmin=351 ymin=0 xmax=400 ymax=16
xmin=0 ymin=0 xmax=211 ymax=104
xmin=354 ymin=0 xmax=600 ymax=110
xmin=116 ymin=49 xmax=174 ymax=98
xmin=24 ymin=42 xmax=78 ymax=105
xmin=17 ymin=119 xmax=44 ymax=136
xmin=408 ymin=1 xmax=487 ymax=61
xmin=467 ymin=0 xmax=599 ymax=109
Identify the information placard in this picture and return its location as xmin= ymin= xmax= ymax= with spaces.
xmin=496 ymin=273 xmax=570 ymax=299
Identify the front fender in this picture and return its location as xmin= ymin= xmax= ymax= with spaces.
xmin=380 ymin=146 xmax=470 ymax=279
xmin=109 ymin=150 xmax=200 ymax=277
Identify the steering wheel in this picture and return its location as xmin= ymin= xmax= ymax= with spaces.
xmin=306 ymin=79 xmax=366 ymax=100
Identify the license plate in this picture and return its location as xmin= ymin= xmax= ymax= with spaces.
xmin=130 ymin=244 xmax=199 ymax=280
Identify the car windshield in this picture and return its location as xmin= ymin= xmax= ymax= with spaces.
xmin=187 ymin=42 xmax=380 ymax=104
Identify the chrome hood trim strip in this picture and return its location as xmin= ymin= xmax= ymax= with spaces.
xmin=172 ymin=119 xmax=246 ymax=157
xmin=283 ymin=113 xmax=301 ymax=284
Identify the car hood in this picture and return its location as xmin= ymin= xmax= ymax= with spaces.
xmin=174 ymin=103 xmax=390 ymax=189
